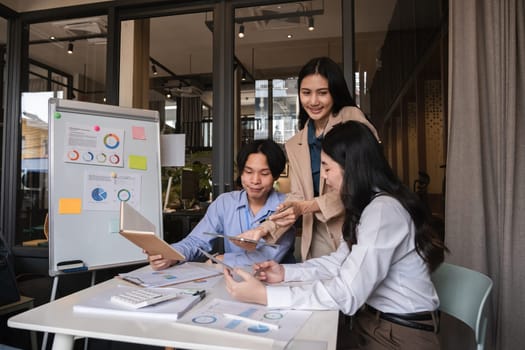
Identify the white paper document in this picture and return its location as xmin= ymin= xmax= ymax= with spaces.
xmin=73 ymin=285 xmax=205 ymax=321
xmin=118 ymin=262 xmax=222 ymax=288
xmin=178 ymin=298 xmax=312 ymax=346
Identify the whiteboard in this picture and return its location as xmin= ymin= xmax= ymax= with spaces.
xmin=48 ymin=99 xmax=163 ymax=276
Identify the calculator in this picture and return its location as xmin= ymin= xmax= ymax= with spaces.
xmin=110 ymin=288 xmax=179 ymax=309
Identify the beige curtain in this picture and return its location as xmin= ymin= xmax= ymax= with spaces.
xmin=445 ymin=1 xmax=525 ymax=349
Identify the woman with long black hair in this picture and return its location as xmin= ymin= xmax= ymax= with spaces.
xmin=225 ymin=121 xmax=446 ymax=349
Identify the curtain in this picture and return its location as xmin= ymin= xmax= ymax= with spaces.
xmin=28 ymin=79 xmax=47 ymax=92
xmin=179 ymin=96 xmax=203 ymax=148
xmin=446 ymin=1 xmax=525 ymax=349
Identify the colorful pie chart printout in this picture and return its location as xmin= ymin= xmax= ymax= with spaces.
xmin=83 ymin=171 xmax=141 ymax=211
xmin=64 ymin=123 xmax=124 ymax=168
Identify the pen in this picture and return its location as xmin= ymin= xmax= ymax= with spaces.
xmin=223 ymin=313 xmax=280 ymax=330
xmin=258 ymin=210 xmax=275 ymax=224
xmin=277 ymin=205 xmax=292 ymax=213
xmin=175 ymin=288 xmax=206 ymax=298
xmin=260 ymin=205 xmax=291 ymax=223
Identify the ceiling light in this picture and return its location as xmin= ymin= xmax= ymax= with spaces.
xmin=308 ymin=17 xmax=315 ymax=31
xmin=50 ymin=36 xmax=56 ymax=40
xmin=238 ymin=24 xmax=245 ymax=39
xmin=152 ymin=64 xmax=158 ymax=76
xmin=67 ymin=42 xmax=74 ymax=54
xmin=287 ymin=34 xmax=293 ymax=39
xmin=241 ymin=71 xmax=247 ymax=81
xmin=166 ymin=91 xmax=172 ymax=99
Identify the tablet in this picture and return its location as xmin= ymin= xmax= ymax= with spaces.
xmin=119 ymin=202 xmax=185 ymax=261
xmin=119 ymin=231 xmax=185 ymax=261
xmin=203 ymin=232 xmax=279 ymax=248
xmin=196 ymin=247 xmax=234 ymax=272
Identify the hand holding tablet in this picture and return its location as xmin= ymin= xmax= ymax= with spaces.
xmin=203 ymin=232 xmax=279 ymax=248
xmin=196 ymin=247 xmax=235 ymax=272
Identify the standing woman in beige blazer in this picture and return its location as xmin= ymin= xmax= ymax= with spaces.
xmin=236 ymin=57 xmax=379 ymax=261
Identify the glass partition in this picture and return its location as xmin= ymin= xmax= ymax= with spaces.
xmin=0 ymin=17 xmax=6 ymax=197
xmin=354 ymin=0 xmax=447 ymax=217
xmin=235 ymin=0 xmax=342 ymax=145
xmin=17 ymin=16 xmax=107 ymax=244
xmin=146 ymin=11 xmax=213 ymax=210
xmin=254 ymin=78 xmax=298 ymax=144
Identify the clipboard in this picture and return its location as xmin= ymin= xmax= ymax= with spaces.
xmin=119 ymin=202 xmax=185 ymax=261
xmin=203 ymin=232 xmax=279 ymax=248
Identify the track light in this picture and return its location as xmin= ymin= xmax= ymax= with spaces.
xmin=241 ymin=71 xmax=247 ymax=81
xmin=166 ymin=90 xmax=172 ymax=99
xmin=308 ymin=17 xmax=315 ymax=31
xmin=152 ymin=64 xmax=158 ymax=76
xmin=238 ymin=24 xmax=245 ymax=39
xmin=67 ymin=42 xmax=74 ymax=54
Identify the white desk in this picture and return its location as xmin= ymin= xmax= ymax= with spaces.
xmin=8 ymin=264 xmax=338 ymax=350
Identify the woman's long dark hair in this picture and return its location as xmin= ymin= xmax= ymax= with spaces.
xmin=322 ymin=121 xmax=446 ymax=271
xmin=297 ymin=57 xmax=357 ymax=130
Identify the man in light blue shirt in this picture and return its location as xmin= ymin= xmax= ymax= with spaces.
xmin=148 ymin=139 xmax=295 ymax=269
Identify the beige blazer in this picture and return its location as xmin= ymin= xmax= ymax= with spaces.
xmin=263 ymin=106 xmax=379 ymax=260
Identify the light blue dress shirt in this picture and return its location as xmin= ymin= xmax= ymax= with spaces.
xmin=172 ymin=189 xmax=296 ymax=267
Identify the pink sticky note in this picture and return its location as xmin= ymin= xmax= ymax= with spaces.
xmin=132 ymin=126 xmax=146 ymax=140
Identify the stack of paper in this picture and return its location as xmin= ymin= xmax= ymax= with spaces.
xmin=73 ymin=285 xmax=204 ymax=321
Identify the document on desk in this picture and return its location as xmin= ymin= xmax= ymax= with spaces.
xmin=118 ymin=262 xmax=222 ymax=288
xmin=177 ymin=298 xmax=312 ymax=347
xmin=73 ymin=285 xmax=205 ymax=321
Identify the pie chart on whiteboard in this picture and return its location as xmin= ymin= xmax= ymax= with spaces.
xmin=91 ymin=187 xmax=108 ymax=202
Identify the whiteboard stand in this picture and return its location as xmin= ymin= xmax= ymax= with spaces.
xmin=45 ymin=99 xmax=164 ymax=349
xmin=41 ymin=270 xmax=97 ymax=350
xmin=48 ymin=98 xmax=163 ymax=275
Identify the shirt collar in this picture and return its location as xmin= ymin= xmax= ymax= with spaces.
xmin=307 ymin=119 xmax=324 ymax=146
xmin=236 ymin=189 xmax=280 ymax=221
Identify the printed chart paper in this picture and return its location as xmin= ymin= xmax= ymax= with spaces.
xmin=119 ymin=262 xmax=222 ymax=288
xmin=64 ymin=123 xmax=124 ymax=168
xmin=178 ymin=298 xmax=311 ymax=345
xmin=83 ymin=171 xmax=141 ymax=211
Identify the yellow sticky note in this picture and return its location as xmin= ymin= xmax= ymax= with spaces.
xmin=132 ymin=126 xmax=146 ymax=140
xmin=58 ymin=198 xmax=82 ymax=214
xmin=128 ymin=155 xmax=147 ymax=170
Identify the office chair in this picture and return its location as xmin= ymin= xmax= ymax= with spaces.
xmin=431 ymin=263 xmax=493 ymax=350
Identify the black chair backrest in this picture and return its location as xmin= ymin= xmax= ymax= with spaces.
xmin=0 ymin=235 xmax=20 ymax=306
